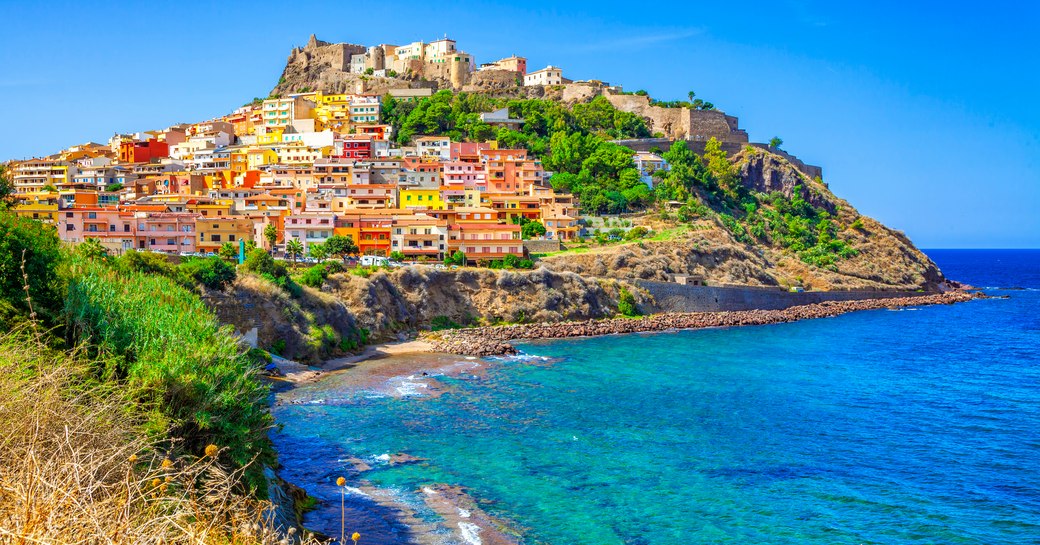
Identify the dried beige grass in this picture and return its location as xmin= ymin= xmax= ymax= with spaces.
xmin=0 ymin=333 xmax=323 ymax=545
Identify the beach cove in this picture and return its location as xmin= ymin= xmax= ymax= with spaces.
xmin=269 ymin=251 xmax=1040 ymax=544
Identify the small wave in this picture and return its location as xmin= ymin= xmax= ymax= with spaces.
xmin=458 ymin=508 xmax=471 ymax=518
xmin=374 ymin=453 xmax=391 ymax=462
xmin=491 ymin=353 xmax=551 ymax=363
xmin=394 ymin=381 xmax=430 ymax=397
xmin=344 ymin=486 xmax=370 ymax=498
xmin=459 ymin=522 xmax=483 ymax=545
xmin=422 ymin=486 xmax=438 ymax=495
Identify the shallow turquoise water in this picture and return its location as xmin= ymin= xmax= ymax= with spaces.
xmin=272 ymin=251 xmax=1040 ymax=544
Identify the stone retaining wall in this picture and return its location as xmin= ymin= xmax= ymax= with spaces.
xmin=636 ymin=280 xmax=921 ymax=313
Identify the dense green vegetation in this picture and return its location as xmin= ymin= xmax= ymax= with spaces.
xmin=383 ymin=91 xmax=652 ymax=214
xmin=653 ymin=140 xmax=858 ymax=270
xmin=65 ymin=260 xmax=273 ymax=491
xmin=0 ymin=214 xmax=63 ymax=324
xmin=0 ymin=213 xmax=274 ymax=496
xmin=384 ymin=90 xmax=858 ymax=270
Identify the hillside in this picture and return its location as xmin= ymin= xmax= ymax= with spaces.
xmin=539 ymin=147 xmax=945 ymax=292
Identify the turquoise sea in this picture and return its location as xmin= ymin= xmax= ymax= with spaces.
xmin=271 ymin=250 xmax=1040 ymax=544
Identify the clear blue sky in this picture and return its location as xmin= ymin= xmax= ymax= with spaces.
xmin=2 ymin=1 xmax=1037 ymax=248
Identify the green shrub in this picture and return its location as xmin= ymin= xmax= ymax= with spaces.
xmin=625 ymin=226 xmax=650 ymax=240
xmin=180 ymin=257 xmax=236 ymax=290
xmin=270 ymin=339 xmax=286 ymax=356
xmin=299 ymin=264 xmax=328 ymax=288
xmin=618 ymin=287 xmax=639 ymax=317
xmin=242 ymin=249 xmax=288 ymax=279
xmin=64 ymin=262 xmax=274 ymax=493
xmin=117 ymin=249 xmax=176 ymax=277
xmin=323 ymin=260 xmax=345 ymax=274
xmin=0 ymin=213 xmax=63 ymax=320
xmin=430 ymin=315 xmax=461 ymax=331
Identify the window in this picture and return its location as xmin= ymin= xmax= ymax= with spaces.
xmin=210 ymin=234 xmax=221 ymax=242
xmin=66 ymin=224 xmax=74 ymax=231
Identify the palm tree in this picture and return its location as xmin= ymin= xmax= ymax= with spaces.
xmin=285 ymin=238 xmax=304 ymax=269
xmin=688 ymin=91 xmax=696 ymax=102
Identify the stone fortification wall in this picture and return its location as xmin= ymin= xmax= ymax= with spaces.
xmin=604 ymin=94 xmax=749 ymax=143
xmin=637 ymin=280 xmax=919 ymax=313
xmin=287 ymin=35 xmax=367 ymax=74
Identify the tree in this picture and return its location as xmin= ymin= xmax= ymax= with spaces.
xmin=688 ymin=91 xmax=696 ymax=102
xmin=769 ymin=136 xmax=784 ymax=150
xmin=445 ymin=250 xmax=466 ymax=266
xmin=78 ymin=238 xmax=109 ymax=261
xmin=104 ymin=182 xmax=123 ymax=193
xmin=263 ymin=223 xmax=278 ymax=249
xmin=285 ymin=239 xmax=304 ymax=269
xmin=218 ymin=241 xmax=238 ymax=262
xmin=323 ymin=235 xmax=358 ymax=260
xmin=521 ymin=221 xmax=546 ymax=239
xmin=0 ymin=213 xmax=63 ymax=320
xmin=0 ymin=164 xmax=12 ymax=210
xmin=389 ymin=251 xmax=406 ymax=262
xmin=309 ymin=243 xmax=328 ymax=262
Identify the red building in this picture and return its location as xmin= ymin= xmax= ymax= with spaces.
xmin=338 ymin=135 xmax=372 ymax=160
xmin=118 ymin=138 xmax=169 ymax=163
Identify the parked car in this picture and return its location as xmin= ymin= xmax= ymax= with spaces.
xmin=359 ymin=255 xmax=390 ymax=267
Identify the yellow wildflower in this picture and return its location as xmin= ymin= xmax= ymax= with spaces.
xmin=161 ymin=458 xmax=173 ymax=469
xmin=336 ymin=477 xmax=346 ymax=487
xmin=205 ymin=444 xmax=219 ymax=457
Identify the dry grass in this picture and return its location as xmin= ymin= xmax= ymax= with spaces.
xmin=0 ymin=333 xmax=324 ymax=545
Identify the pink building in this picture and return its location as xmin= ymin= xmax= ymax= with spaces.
xmin=442 ymin=161 xmax=486 ymax=190
xmin=284 ymin=212 xmax=335 ymax=253
xmin=58 ymin=207 xmax=138 ymax=253
xmin=137 ymin=213 xmax=198 ymax=253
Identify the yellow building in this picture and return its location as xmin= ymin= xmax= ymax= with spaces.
xmin=256 ymin=130 xmax=283 ymax=145
xmin=13 ymin=191 xmax=60 ymax=223
xmin=196 ymin=217 xmax=255 ymax=253
xmin=187 ymin=199 xmax=234 ymax=218
xmin=400 ymin=188 xmax=445 ymax=210
xmin=246 ymin=148 xmax=278 ymax=170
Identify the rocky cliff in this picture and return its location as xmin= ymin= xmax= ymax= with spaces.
xmin=271 ymin=35 xmax=430 ymax=96
xmin=207 ymin=268 xmax=647 ymax=363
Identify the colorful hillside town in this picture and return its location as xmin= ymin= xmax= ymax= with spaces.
xmin=8 ymin=96 xmax=595 ymax=265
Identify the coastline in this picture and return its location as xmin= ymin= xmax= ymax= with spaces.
xmin=421 ymin=291 xmax=983 ymax=356
xmin=270 ymin=289 xmax=982 ymax=543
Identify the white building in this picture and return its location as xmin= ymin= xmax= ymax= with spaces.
xmin=415 ymin=136 xmax=451 ymax=160
xmin=524 ymin=66 xmax=565 ymax=86
xmin=633 ymin=151 xmax=669 ymax=188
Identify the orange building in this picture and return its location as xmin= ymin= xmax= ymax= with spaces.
xmin=118 ymin=139 xmax=169 ymax=163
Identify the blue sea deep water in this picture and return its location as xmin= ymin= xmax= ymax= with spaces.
xmin=271 ymin=250 xmax=1040 ymax=544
